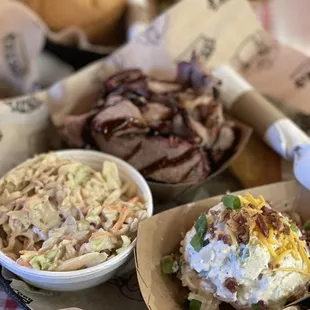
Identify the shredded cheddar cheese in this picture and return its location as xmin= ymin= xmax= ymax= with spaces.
xmin=257 ymin=232 xmax=277 ymax=258
xmin=238 ymin=195 xmax=250 ymax=206
xmin=224 ymin=193 xmax=310 ymax=274
xmin=258 ymin=195 xmax=266 ymax=205
xmin=257 ymin=201 xmax=266 ymax=209
xmin=297 ymin=241 xmax=310 ymax=272
xmin=268 ymin=229 xmax=279 ymax=246
xmin=274 ymin=250 xmax=292 ymax=265
xmin=245 ymin=193 xmax=259 ymax=207
xmin=288 ymin=234 xmax=300 ymax=261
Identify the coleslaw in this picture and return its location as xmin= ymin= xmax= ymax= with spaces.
xmin=0 ymin=153 xmax=148 ymax=271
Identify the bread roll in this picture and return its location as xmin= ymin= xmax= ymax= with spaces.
xmin=21 ymin=0 xmax=126 ymax=45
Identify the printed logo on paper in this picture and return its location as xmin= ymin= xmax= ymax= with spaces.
xmin=231 ymin=31 xmax=279 ymax=74
xmin=136 ymin=15 xmax=168 ymax=46
xmin=5 ymin=97 xmax=42 ymax=113
xmin=207 ymin=0 xmax=230 ymax=10
xmin=13 ymin=289 xmax=33 ymax=304
xmin=107 ymin=270 xmax=144 ymax=301
xmin=290 ymin=59 xmax=310 ymax=88
xmin=176 ymin=35 xmax=216 ymax=62
xmin=3 ymin=33 xmax=28 ymax=79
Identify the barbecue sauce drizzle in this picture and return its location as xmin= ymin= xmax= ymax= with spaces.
xmin=139 ymin=147 xmax=200 ymax=176
xmin=92 ymin=117 xmax=147 ymax=140
xmin=87 ymin=66 xmax=229 ymax=178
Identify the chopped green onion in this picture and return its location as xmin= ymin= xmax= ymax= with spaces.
xmin=304 ymin=220 xmax=310 ymax=231
xmin=194 ymin=215 xmax=208 ymax=236
xmin=222 ymin=195 xmax=241 ymax=210
xmin=161 ymin=255 xmax=177 ymax=274
xmin=189 ymin=299 xmax=202 ymax=310
xmin=190 ymin=215 xmax=208 ymax=252
xmin=290 ymin=221 xmax=299 ymax=233
xmin=190 ymin=233 xmax=203 ymax=252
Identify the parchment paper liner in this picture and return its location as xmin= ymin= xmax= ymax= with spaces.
xmin=136 ymin=180 xmax=310 ymax=309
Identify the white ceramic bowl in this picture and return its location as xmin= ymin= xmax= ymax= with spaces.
xmin=0 ymin=150 xmax=153 ymax=291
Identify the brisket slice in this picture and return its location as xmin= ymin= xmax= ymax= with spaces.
xmin=92 ymin=134 xmax=145 ymax=161
xmin=93 ymin=132 xmax=210 ymax=184
xmin=91 ymin=99 xmax=148 ymax=137
xmin=59 ymin=111 xmax=96 ymax=147
xmin=128 ymin=136 xmax=210 ymax=184
xmin=147 ymin=150 xmax=209 ymax=184
xmin=140 ymin=103 xmax=172 ymax=126
xmin=128 ymin=136 xmax=193 ymax=171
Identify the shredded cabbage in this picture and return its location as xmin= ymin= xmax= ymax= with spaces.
xmin=0 ymin=153 xmax=148 ymax=271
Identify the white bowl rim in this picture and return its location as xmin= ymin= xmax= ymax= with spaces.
xmin=0 ymin=149 xmax=153 ymax=278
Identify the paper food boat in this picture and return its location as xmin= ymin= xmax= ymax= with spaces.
xmin=136 ymin=180 xmax=310 ymax=309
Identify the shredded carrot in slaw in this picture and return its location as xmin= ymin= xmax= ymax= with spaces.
xmin=111 ymin=206 xmax=129 ymax=233
xmin=128 ymin=197 xmax=139 ymax=204
xmin=89 ymin=231 xmax=110 ymax=240
xmin=19 ymin=250 xmax=38 ymax=255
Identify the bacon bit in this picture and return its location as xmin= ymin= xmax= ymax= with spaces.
xmin=257 ymin=300 xmax=268 ymax=310
xmin=220 ymin=210 xmax=231 ymax=223
xmin=237 ymin=231 xmax=250 ymax=244
xmin=255 ymin=214 xmax=269 ymax=238
xmin=262 ymin=206 xmax=284 ymax=233
xmin=275 ymin=263 xmax=280 ymax=268
xmin=128 ymin=196 xmax=139 ymax=204
xmin=268 ymin=263 xmax=274 ymax=269
xmin=236 ymin=214 xmax=247 ymax=226
xmin=209 ymin=223 xmax=216 ymax=239
xmin=223 ymin=277 xmax=238 ymax=293
xmin=300 ymin=235 xmax=307 ymax=241
xmin=282 ymin=224 xmax=290 ymax=235
xmin=110 ymin=206 xmax=129 ymax=233
xmin=227 ymin=213 xmax=250 ymax=244
xmin=218 ymin=233 xmax=232 ymax=246
xmin=248 ymin=203 xmax=256 ymax=209
xmin=261 ymin=206 xmax=271 ymax=215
